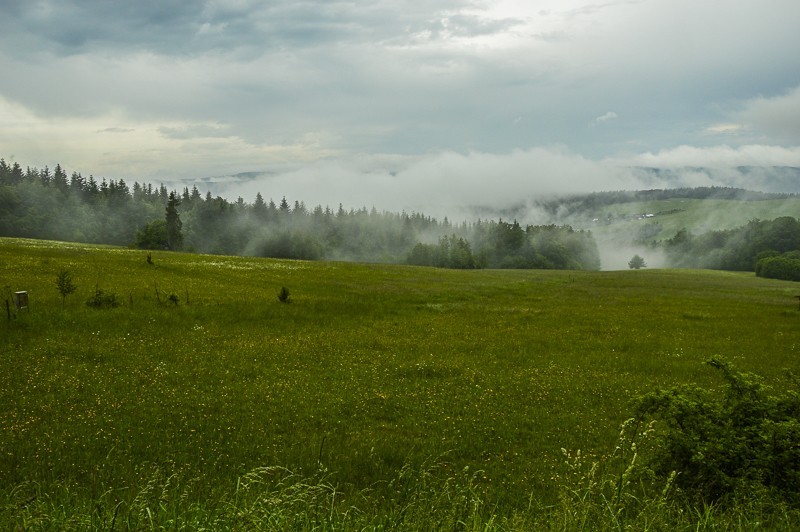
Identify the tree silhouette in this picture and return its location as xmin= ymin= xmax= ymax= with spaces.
xmin=628 ymin=254 xmax=646 ymax=269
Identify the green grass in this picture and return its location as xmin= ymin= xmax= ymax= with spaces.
xmin=2 ymin=237 xmax=800 ymax=529
xmin=590 ymin=197 xmax=800 ymax=240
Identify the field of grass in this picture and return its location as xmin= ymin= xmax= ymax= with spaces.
xmin=2 ymin=237 xmax=800 ymax=528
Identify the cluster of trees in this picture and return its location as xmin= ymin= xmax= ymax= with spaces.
xmin=662 ymin=217 xmax=800 ymax=273
xmin=406 ymin=221 xmax=600 ymax=270
xmin=0 ymin=159 xmax=174 ymax=245
xmin=0 ymin=158 xmax=601 ymax=271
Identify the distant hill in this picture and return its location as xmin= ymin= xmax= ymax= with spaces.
xmin=630 ymin=166 xmax=800 ymax=195
xmin=549 ymin=188 xmax=798 ymax=235
xmin=531 ymin=187 xmax=800 ymax=270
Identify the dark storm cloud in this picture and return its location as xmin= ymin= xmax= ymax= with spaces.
xmin=2 ymin=0 xmax=202 ymax=55
xmin=1 ymin=0 xmax=507 ymax=57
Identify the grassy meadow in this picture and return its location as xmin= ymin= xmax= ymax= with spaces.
xmin=2 ymin=237 xmax=800 ymax=529
xmin=590 ymin=196 xmax=800 ymax=239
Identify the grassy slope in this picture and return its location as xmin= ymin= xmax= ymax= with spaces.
xmin=588 ymin=197 xmax=800 ymax=240
xmin=2 ymin=237 xmax=800 ymax=512
xmin=578 ymin=196 xmax=800 ymax=269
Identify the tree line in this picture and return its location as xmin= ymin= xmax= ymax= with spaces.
xmin=0 ymin=158 xmax=601 ymax=270
xmin=652 ymin=216 xmax=800 ymax=281
xmin=662 ymin=217 xmax=800 ymax=270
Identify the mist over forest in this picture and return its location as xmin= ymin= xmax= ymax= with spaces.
xmin=0 ymin=157 xmax=600 ymax=271
xmin=2 ymin=157 xmax=799 ymax=277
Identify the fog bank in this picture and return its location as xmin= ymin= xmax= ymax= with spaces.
xmin=196 ymin=145 xmax=800 ymax=223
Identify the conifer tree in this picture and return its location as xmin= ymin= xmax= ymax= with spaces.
xmin=253 ymin=192 xmax=268 ymax=220
xmin=53 ymin=164 xmax=69 ymax=193
xmin=165 ymin=191 xmax=183 ymax=251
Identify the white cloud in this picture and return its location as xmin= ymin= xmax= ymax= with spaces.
xmin=704 ymin=123 xmax=744 ymax=135
xmin=615 ymin=144 xmax=800 ymax=169
xmin=214 ymin=144 xmax=800 ymax=222
xmin=591 ymin=111 xmax=617 ymax=126
xmin=0 ymin=95 xmax=336 ymax=182
xmin=732 ymin=85 xmax=800 ymax=141
xmin=216 ymin=147 xmax=646 ymax=220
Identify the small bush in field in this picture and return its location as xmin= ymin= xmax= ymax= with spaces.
xmin=277 ymin=286 xmax=291 ymax=303
xmin=86 ymin=286 xmax=119 ymax=309
xmin=634 ymin=358 xmax=800 ymax=505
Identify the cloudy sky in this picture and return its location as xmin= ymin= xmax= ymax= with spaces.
xmin=2 ymin=0 xmax=799 ymax=214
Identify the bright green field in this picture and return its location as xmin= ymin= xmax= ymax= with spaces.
xmin=2 ymin=237 xmax=800 ymax=522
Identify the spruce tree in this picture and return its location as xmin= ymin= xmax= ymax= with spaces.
xmin=53 ymin=164 xmax=69 ymax=193
xmin=253 ymin=192 xmax=268 ymax=220
xmin=165 ymin=191 xmax=183 ymax=251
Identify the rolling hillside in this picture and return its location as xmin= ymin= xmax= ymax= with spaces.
xmin=565 ymin=195 xmax=800 ymax=269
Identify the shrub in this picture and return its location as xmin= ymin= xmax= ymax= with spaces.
xmin=86 ymin=287 xmax=119 ymax=309
xmin=755 ymin=255 xmax=800 ymax=282
xmin=634 ymin=358 xmax=800 ymax=506
xmin=277 ymin=287 xmax=291 ymax=303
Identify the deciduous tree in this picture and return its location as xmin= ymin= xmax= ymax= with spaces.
xmin=628 ymin=254 xmax=646 ymax=269
xmin=55 ymin=269 xmax=77 ymax=309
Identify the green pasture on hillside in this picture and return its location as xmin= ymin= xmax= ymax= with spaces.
xmin=589 ymin=197 xmax=800 ymax=241
xmin=2 ymin=237 xmax=800 ymax=520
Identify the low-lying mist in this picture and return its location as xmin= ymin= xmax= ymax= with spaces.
xmin=203 ymin=147 xmax=800 ymax=224
xmin=4 ymin=146 xmax=798 ymax=272
xmin=192 ymin=149 xmax=797 ymax=270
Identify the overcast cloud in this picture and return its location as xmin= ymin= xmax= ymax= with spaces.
xmin=1 ymin=0 xmax=799 ymax=214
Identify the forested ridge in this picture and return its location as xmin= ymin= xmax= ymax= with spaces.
xmin=0 ymin=158 xmax=600 ymax=270
xmin=539 ymin=186 xmax=796 ymax=219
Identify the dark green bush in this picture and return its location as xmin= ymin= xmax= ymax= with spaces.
xmin=635 ymin=359 xmax=800 ymax=506
xmin=86 ymin=287 xmax=119 ymax=309
xmin=277 ymin=287 xmax=291 ymax=303
xmin=756 ymin=255 xmax=800 ymax=282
